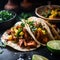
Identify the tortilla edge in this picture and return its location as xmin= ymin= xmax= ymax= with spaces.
xmin=1 ymin=31 xmax=40 ymax=51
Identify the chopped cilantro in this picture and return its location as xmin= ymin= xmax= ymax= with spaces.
xmin=28 ymin=21 xmax=34 ymax=26
xmin=16 ymin=28 xmax=22 ymax=37
xmin=21 ymin=23 xmax=25 ymax=27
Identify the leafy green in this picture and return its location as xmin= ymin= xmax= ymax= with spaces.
xmin=20 ymin=13 xmax=32 ymax=20
xmin=0 ymin=41 xmax=6 ymax=48
xmin=27 ymin=21 xmax=34 ymax=26
xmin=16 ymin=28 xmax=22 ymax=37
xmin=21 ymin=23 xmax=25 ymax=27
xmin=30 ymin=26 xmax=37 ymax=32
xmin=0 ymin=10 xmax=14 ymax=22
xmin=41 ymin=9 xmax=51 ymax=18
xmin=0 ymin=41 xmax=6 ymax=54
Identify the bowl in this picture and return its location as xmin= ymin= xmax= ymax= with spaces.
xmin=47 ymin=40 xmax=60 ymax=54
xmin=35 ymin=5 xmax=60 ymax=23
xmin=0 ymin=10 xmax=17 ymax=31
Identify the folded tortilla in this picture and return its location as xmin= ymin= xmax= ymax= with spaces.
xmin=1 ymin=16 xmax=59 ymax=51
xmin=1 ymin=21 xmax=40 ymax=51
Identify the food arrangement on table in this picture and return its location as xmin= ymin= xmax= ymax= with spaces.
xmin=1 ymin=16 xmax=60 ymax=52
xmin=0 ymin=2 xmax=60 ymax=60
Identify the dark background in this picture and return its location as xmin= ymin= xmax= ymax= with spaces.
xmin=0 ymin=0 xmax=60 ymax=10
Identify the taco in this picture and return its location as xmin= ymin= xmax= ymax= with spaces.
xmin=1 ymin=17 xmax=60 ymax=51
xmin=1 ymin=21 xmax=41 ymax=51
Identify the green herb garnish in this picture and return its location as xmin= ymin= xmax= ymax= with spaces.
xmin=16 ymin=28 xmax=22 ymax=37
xmin=0 ymin=41 xmax=6 ymax=48
xmin=21 ymin=23 xmax=25 ymax=27
xmin=27 ymin=21 xmax=34 ymax=25
xmin=0 ymin=10 xmax=14 ymax=22
xmin=41 ymin=9 xmax=51 ymax=18
xmin=0 ymin=41 xmax=7 ymax=54
xmin=20 ymin=13 xmax=32 ymax=20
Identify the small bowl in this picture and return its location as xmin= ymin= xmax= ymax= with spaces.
xmin=0 ymin=10 xmax=17 ymax=31
xmin=35 ymin=5 xmax=60 ymax=23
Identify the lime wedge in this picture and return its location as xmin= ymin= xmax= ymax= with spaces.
xmin=47 ymin=40 xmax=60 ymax=53
xmin=32 ymin=55 xmax=48 ymax=60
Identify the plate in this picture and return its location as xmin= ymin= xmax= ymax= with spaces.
xmin=35 ymin=5 xmax=60 ymax=22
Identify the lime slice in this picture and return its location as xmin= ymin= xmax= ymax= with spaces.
xmin=32 ymin=55 xmax=48 ymax=60
xmin=47 ymin=40 xmax=60 ymax=53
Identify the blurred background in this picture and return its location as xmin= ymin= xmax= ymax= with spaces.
xmin=0 ymin=0 xmax=60 ymax=10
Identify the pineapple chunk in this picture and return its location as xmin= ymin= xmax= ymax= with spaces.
xmin=37 ymin=28 xmax=41 ymax=31
xmin=19 ymin=32 xmax=24 ymax=36
xmin=8 ymin=35 xmax=13 ymax=40
xmin=42 ymin=30 xmax=46 ymax=35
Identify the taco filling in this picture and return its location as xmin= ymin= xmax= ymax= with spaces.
xmin=3 ymin=20 xmax=49 ymax=49
xmin=2 ymin=17 xmax=59 ymax=51
xmin=4 ymin=22 xmax=39 ymax=49
xmin=26 ymin=19 xmax=49 ymax=44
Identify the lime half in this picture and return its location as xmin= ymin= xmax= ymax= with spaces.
xmin=47 ymin=40 xmax=60 ymax=53
xmin=32 ymin=54 xmax=48 ymax=60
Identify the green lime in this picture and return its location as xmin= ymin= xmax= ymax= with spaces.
xmin=47 ymin=40 xmax=60 ymax=54
xmin=32 ymin=54 xmax=48 ymax=60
